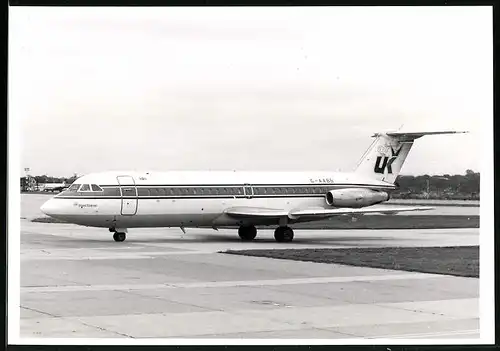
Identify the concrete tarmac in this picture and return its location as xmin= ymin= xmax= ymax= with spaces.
xmin=20 ymin=217 xmax=480 ymax=340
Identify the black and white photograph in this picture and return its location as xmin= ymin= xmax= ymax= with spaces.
xmin=8 ymin=5 xmax=494 ymax=345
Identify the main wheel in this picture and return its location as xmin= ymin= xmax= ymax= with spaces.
xmin=238 ymin=225 xmax=257 ymax=241
xmin=113 ymin=232 xmax=126 ymax=242
xmin=274 ymin=226 xmax=294 ymax=242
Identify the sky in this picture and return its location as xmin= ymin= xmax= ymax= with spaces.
xmin=9 ymin=6 xmax=491 ymax=177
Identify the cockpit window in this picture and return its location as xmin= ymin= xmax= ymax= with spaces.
xmin=91 ymin=184 xmax=103 ymax=192
xmin=80 ymin=184 xmax=91 ymax=192
xmin=68 ymin=184 xmax=80 ymax=192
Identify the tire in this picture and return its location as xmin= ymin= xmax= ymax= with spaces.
xmin=113 ymin=232 xmax=126 ymax=242
xmin=238 ymin=225 xmax=257 ymax=241
xmin=274 ymin=226 xmax=294 ymax=242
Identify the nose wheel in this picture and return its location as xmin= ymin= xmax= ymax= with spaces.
xmin=113 ymin=232 xmax=126 ymax=242
xmin=111 ymin=228 xmax=127 ymax=242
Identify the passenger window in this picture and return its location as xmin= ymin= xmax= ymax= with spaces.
xmin=122 ymin=187 xmax=135 ymax=196
xmin=171 ymin=188 xmax=181 ymax=196
xmin=80 ymin=184 xmax=90 ymax=192
xmin=91 ymin=184 xmax=103 ymax=192
xmin=138 ymin=188 xmax=150 ymax=196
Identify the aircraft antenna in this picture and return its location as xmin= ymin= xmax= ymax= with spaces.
xmin=354 ymin=137 xmax=378 ymax=170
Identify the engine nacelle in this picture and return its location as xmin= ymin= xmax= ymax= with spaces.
xmin=325 ymin=188 xmax=389 ymax=208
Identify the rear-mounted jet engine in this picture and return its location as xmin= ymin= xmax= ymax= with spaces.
xmin=325 ymin=188 xmax=389 ymax=208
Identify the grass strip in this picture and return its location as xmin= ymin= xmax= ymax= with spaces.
xmin=224 ymin=246 xmax=479 ymax=278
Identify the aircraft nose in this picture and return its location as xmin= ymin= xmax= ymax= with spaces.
xmin=40 ymin=199 xmax=58 ymax=216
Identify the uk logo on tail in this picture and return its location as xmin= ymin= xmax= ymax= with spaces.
xmin=374 ymin=144 xmax=404 ymax=174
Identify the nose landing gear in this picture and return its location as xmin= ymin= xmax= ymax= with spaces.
xmin=113 ymin=232 xmax=126 ymax=242
xmin=110 ymin=228 xmax=127 ymax=242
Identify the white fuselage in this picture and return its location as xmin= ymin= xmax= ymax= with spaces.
xmin=40 ymin=171 xmax=396 ymax=229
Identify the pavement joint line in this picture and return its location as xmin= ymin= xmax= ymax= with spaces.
xmin=21 ymin=305 xmax=133 ymax=338
xmin=57 ymin=301 xmax=477 ymax=339
xmin=171 ymin=326 xmax=357 ymax=338
xmin=21 ymin=251 xmax=220 ymax=261
xmin=120 ymin=289 xmax=222 ymax=313
xmin=24 ymin=273 xmax=85 ymax=288
xmin=71 ymin=318 xmax=135 ymax=338
xmin=311 ymin=326 xmax=362 ymax=338
xmin=226 ymin=298 xmax=477 ymax=326
xmin=263 ymin=284 xmax=345 ymax=304
xmin=20 ymin=273 xmax=444 ymax=293
xmin=370 ymin=298 xmax=478 ymax=319
xmin=374 ymin=305 xmax=461 ymax=318
xmin=371 ymin=328 xmax=480 ymax=339
xmin=21 ymin=305 xmax=61 ymax=318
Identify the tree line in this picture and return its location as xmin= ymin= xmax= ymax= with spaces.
xmin=21 ymin=170 xmax=480 ymax=200
xmin=25 ymin=174 xmax=79 ymax=185
xmin=392 ymin=169 xmax=480 ymax=200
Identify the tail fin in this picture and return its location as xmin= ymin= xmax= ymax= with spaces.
xmin=355 ymin=130 xmax=468 ymax=184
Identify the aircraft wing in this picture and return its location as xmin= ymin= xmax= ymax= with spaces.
xmin=288 ymin=206 xmax=434 ymax=219
xmin=224 ymin=206 xmax=433 ymax=221
xmin=224 ymin=207 xmax=290 ymax=218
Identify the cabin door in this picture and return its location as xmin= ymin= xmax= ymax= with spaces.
xmin=117 ymin=176 xmax=138 ymax=215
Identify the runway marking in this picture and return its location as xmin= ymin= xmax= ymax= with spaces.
xmin=21 ymin=272 xmax=443 ymax=293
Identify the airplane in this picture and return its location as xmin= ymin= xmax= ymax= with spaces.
xmin=40 ymin=181 xmax=68 ymax=193
xmin=40 ymin=130 xmax=467 ymax=243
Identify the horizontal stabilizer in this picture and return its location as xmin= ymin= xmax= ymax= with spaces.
xmin=374 ymin=130 xmax=468 ymax=140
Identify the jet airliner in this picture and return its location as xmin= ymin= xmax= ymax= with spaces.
xmin=40 ymin=130 xmax=467 ymax=242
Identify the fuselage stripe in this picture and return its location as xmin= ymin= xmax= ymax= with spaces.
xmin=55 ymin=195 xmax=333 ymax=200
xmin=96 ymin=183 xmax=395 ymax=188
xmin=56 ymin=182 xmax=394 ymax=200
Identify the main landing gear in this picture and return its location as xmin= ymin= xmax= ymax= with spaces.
xmin=109 ymin=228 xmax=127 ymax=242
xmin=274 ymin=226 xmax=294 ymax=242
xmin=237 ymin=225 xmax=295 ymax=242
xmin=238 ymin=225 xmax=257 ymax=241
